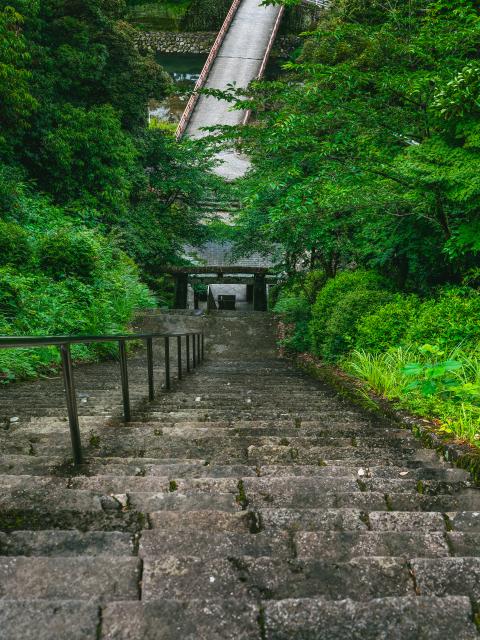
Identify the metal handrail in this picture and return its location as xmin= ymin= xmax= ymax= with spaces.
xmin=0 ymin=331 xmax=205 ymax=465
xmin=175 ymin=0 xmax=243 ymax=139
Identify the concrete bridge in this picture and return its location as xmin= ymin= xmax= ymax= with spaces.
xmin=176 ymin=0 xmax=284 ymax=180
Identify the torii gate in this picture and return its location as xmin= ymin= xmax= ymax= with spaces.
xmin=163 ymin=266 xmax=272 ymax=311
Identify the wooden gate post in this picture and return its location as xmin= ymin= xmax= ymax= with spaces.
xmin=253 ymin=274 xmax=268 ymax=311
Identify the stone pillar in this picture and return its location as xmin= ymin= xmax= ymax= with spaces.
xmin=253 ymin=274 xmax=268 ymax=311
xmin=173 ymin=273 xmax=188 ymax=309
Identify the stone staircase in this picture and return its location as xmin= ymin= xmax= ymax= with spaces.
xmin=0 ymin=311 xmax=479 ymax=639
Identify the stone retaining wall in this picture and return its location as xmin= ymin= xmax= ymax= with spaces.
xmin=136 ymin=31 xmax=216 ymax=54
xmin=135 ymin=31 xmax=300 ymax=57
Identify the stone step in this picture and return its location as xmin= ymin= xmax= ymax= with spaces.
xmin=139 ymin=529 xmax=290 ymax=559
xmin=128 ymin=492 xmax=240 ymax=513
xmin=263 ymin=596 xmax=478 ymax=639
xmin=0 ymin=600 xmax=100 ymax=640
xmin=247 ymin=444 xmax=441 ymax=466
xmin=0 ymin=557 xmax=141 ymax=601
xmin=0 ymin=530 xmax=134 ymax=556
xmin=243 ymin=476 xmax=472 ymax=501
xmin=257 ymin=464 xmax=467 ymax=481
xmin=412 ymin=557 xmax=480 ymax=599
xmin=149 ymin=510 xmax=253 ymax=532
xmin=294 ymin=531 xmax=450 ymax=559
xmin=141 ymin=555 xmax=413 ymax=602
xmin=1 ymin=455 xmax=458 ymax=481
xmin=102 ymin=599 xmax=259 ymax=640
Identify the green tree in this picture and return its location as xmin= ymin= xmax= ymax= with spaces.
xmin=219 ymin=0 xmax=480 ymax=289
xmin=0 ymin=6 xmax=37 ymax=157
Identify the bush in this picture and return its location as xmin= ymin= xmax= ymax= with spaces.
xmin=309 ymin=270 xmax=390 ymax=356
xmin=38 ymin=228 xmax=100 ymax=281
xmin=0 ymin=220 xmax=32 ymax=267
xmin=321 ymin=288 xmax=393 ymax=359
xmin=405 ymin=287 xmax=480 ymax=353
xmin=355 ymin=294 xmax=420 ymax=352
xmin=274 ymin=293 xmax=312 ymax=352
xmin=0 ymin=268 xmax=32 ymax=315
xmin=303 ymin=269 xmax=327 ymax=304
xmin=0 ymin=238 xmax=156 ymax=382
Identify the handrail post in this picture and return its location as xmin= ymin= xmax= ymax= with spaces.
xmin=165 ymin=336 xmax=171 ymax=390
xmin=197 ymin=332 xmax=201 ymax=363
xmin=59 ymin=343 xmax=83 ymax=465
xmin=177 ymin=335 xmax=182 ymax=380
xmin=192 ymin=334 xmax=197 ymax=368
xmin=201 ymin=333 xmax=205 ymax=361
xmin=118 ymin=339 xmax=131 ymax=422
xmin=146 ymin=337 xmax=154 ymax=402
xmin=186 ymin=334 xmax=190 ymax=372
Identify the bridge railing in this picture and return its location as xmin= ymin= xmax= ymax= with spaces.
xmin=0 ymin=331 xmax=205 ymax=465
xmin=175 ymin=0 xmax=243 ymax=139
xmin=242 ymin=5 xmax=285 ymax=126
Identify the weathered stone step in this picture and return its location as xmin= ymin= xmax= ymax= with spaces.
xmin=0 ymin=484 xmax=146 ymax=532
xmin=243 ymin=477 xmax=474 ymax=507
xmin=8 ymin=474 xmax=470 ymax=501
xmin=257 ymin=464 xmax=467 ymax=481
xmin=141 ymin=555 xmax=413 ymax=602
xmin=412 ymin=557 xmax=480 ymax=600
xmin=0 ymin=530 xmax=134 ymax=556
xmin=127 ymin=492 xmax=240 ymax=513
xmin=0 ymin=600 xmax=100 ymax=640
xmin=149 ymin=510 xmax=253 ymax=532
xmin=257 ymin=509 xmax=480 ymax=536
xmin=263 ymin=595 xmax=478 ymax=639
xmin=249 ymin=490 xmax=480 ymax=512
xmin=69 ymin=475 xmax=238 ymax=494
xmin=295 ymin=531 xmax=450 ymax=559
xmin=247 ymin=444 xmax=440 ymax=466
xmin=0 ymin=557 xmax=141 ymax=601
xmin=139 ymin=529 xmax=290 ymax=559
xmin=1 ymin=455 xmax=460 ymax=482
xmin=102 ymin=598 xmax=259 ymax=640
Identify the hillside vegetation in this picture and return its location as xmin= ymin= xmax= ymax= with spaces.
xmin=220 ymin=0 xmax=480 ymax=446
xmin=0 ymin=0 xmax=222 ymax=381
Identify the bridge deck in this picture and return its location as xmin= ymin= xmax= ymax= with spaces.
xmin=184 ymin=0 xmax=282 ymax=178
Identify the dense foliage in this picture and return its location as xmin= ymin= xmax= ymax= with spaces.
xmin=223 ymin=0 xmax=480 ymax=444
xmin=274 ymin=270 xmax=480 ymax=446
xmin=0 ymin=0 xmax=223 ymax=380
xmin=126 ymin=0 xmax=232 ymax=32
xmin=221 ymin=0 xmax=480 ymax=291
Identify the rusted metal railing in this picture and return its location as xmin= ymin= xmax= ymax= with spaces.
xmin=0 ymin=331 xmax=205 ymax=465
xmin=175 ymin=0 xmax=243 ymax=139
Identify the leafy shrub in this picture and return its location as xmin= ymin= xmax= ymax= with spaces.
xmin=274 ymin=293 xmax=312 ymax=352
xmin=303 ymin=269 xmax=327 ymax=304
xmin=309 ymin=270 xmax=390 ymax=356
xmin=274 ymin=293 xmax=311 ymax=324
xmin=0 ymin=240 xmax=155 ymax=382
xmin=38 ymin=228 xmax=100 ymax=282
xmin=321 ymin=288 xmax=393 ymax=359
xmin=0 ymin=220 xmax=32 ymax=267
xmin=355 ymin=294 xmax=420 ymax=352
xmin=0 ymin=268 xmax=32 ymax=315
xmin=405 ymin=287 xmax=480 ymax=353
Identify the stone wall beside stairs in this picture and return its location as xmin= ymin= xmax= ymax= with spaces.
xmin=139 ymin=309 xmax=278 ymax=361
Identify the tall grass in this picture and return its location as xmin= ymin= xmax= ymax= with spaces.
xmin=344 ymin=348 xmax=411 ymax=398
xmin=343 ymin=346 xmax=480 ymax=448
